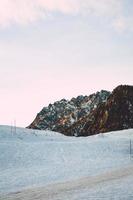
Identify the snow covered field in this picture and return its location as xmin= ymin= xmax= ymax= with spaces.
xmin=0 ymin=125 xmax=133 ymax=199
xmin=2 ymin=165 xmax=133 ymax=200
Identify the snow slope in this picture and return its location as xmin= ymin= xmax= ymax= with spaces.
xmin=0 ymin=125 xmax=133 ymax=197
xmin=2 ymin=165 xmax=133 ymax=200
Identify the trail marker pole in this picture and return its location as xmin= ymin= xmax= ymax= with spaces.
xmin=14 ymin=120 xmax=16 ymax=135
xmin=11 ymin=122 xmax=12 ymax=135
xmin=130 ymin=139 xmax=132 ymax=160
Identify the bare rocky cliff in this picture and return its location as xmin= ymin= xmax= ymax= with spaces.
xmin=28 ymin=90 xmax=110 ymax=135
xmin=28 ymin=85 xmax=133 ymax=136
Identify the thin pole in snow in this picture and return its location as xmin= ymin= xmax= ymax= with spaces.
xmin=11 ymin=122 xmax=12 ymax=135
xmin=130 ymin=139 xmax=132 ymax=160
xmin=14 ymin=119 xmax=16 ymax=134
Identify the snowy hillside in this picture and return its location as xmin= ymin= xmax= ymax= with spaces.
xmin=0 ymin=125 xmax=133 ymax=198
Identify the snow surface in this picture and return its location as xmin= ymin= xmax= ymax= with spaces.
xmin=0 ymin=125 xmax=133 ymax=198
xmin=2 ymin=166 xmax=133 ymax=200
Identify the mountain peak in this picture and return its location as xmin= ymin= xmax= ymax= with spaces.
xmin=28 ymin=90 xmax=110 ymax=133
xmin=27 ymin=85 xmax=133 ymax=136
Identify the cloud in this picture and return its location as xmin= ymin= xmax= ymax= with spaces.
xmin=0 ymin=0 xmax=131 ymax=31
xmin=0 ymin=0 xmax=43 ymax=27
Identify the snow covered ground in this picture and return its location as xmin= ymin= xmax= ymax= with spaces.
xmin=0 ymin=125 xmax=133 ymax=199
xmin=2 ymin=165 xmax=133 ymax=200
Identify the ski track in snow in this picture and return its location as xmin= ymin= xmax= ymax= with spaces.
xmin=1 ymin=164 xmax=133 ymax=200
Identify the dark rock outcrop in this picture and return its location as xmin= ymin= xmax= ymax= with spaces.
xmin=85 ymin=85 xmax=133 ymax=135
xmin=28 ymin=85 xmax=133 ymax=136
xmin=28 ymin=90 xmax=110 ymax=135
xmin=66 ymin=85 xmax=133 ymax=136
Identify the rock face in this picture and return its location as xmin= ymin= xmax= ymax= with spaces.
xmin=66 ymin=85 xmax=133 ymax=136
xmin=28 ymin=85 xmax=133 ymax=136
xmin=28 ymin=90 xmax=110 ymax=135
xmin=85 ymin=85 xmax=133 ymax=135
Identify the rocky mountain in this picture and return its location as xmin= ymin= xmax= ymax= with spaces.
xmin=28 ymin=90 xmax=110 ymax=134
xmin=65 ymin=85 xmax=133 ymax=136
xmin=82 ymin=85 xmax=133 ymax=135
xmin=28 ymin=85 xmax=133 ymax=136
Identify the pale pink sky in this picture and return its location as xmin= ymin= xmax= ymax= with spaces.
xmin=1 ymin=65 xmax=132 ymax=127
xmin=0 ymin=0 xmax=133 ymax=127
